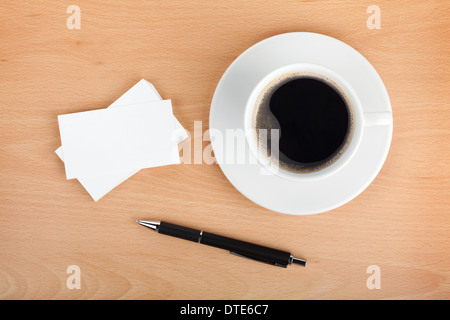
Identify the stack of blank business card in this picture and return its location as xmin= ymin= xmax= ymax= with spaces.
xmin=56 ymin=79 xmax=188 ymax=201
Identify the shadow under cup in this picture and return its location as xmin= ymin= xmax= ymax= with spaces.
xmin=251 ymin=71 xmax=356 ymax=177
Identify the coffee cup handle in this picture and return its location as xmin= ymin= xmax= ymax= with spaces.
xmin=363 ymin=112 xmax=393 ymax=127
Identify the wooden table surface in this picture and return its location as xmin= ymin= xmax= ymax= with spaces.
xmin=1 ymin=0 xmax=449 ymax=300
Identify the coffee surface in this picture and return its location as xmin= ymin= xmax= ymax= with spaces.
xmin=254 ymin=73 xmax=353 ymax=173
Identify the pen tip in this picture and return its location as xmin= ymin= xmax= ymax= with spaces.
xmin=135 ymin=220 xmax=160 ymax=231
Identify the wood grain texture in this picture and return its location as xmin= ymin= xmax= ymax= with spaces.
xmin=0 ymin=0 xmax=449 ymax=300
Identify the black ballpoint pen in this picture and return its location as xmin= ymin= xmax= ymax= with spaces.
xmin=137 ymin=220 xmax=307 ymax=268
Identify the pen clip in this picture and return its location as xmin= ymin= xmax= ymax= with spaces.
xmin=229 ymin=251 xmax=287 ymax=268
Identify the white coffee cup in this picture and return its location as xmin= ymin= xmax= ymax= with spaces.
xmin=244 ymin=63 xmax=392 ymax=182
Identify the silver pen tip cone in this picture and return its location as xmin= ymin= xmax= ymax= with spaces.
xmin=136 ymin=220 xmax=160 ymax=231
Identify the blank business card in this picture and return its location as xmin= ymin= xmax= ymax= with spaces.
xmin=55 ymin=79 xmax=187 ymax=201
xmin=55 ymin=79 xmax=188 ymax=160
xmin=58 ymin=100 xmax=177 ymax=180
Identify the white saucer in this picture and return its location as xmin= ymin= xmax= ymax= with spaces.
xmin=209 ymin=32 xmax=393 ymax=215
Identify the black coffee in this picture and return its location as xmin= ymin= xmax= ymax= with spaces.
xmin=253 ymin=73 xmax=354 ymax=173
